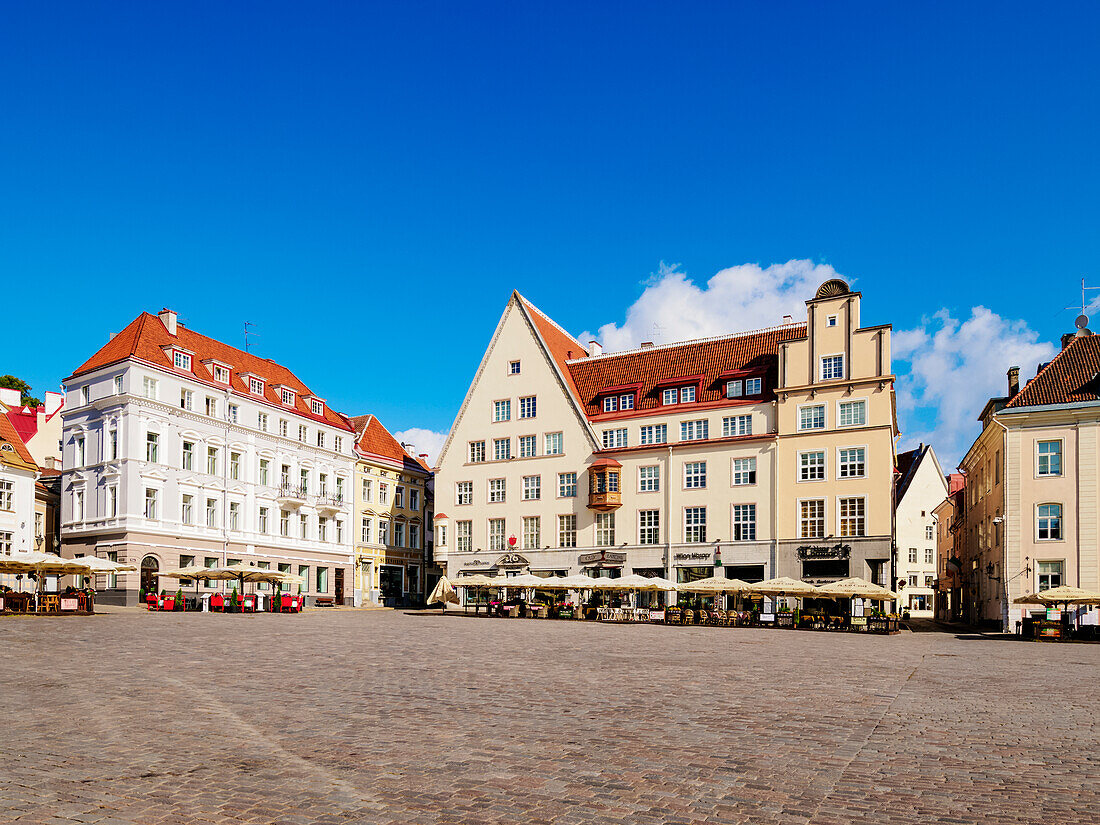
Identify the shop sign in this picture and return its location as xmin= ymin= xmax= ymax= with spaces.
xmin=60 ymin=598 xmax=79 ymax=611
xmin=673 ymin=551 xmax=712 ymax=562
xmin=461 ymin=559 xmax=489 ymax=568
xmin=1046 ymin=608 xmax=1061 ymax=621
xmin=495 ymin=552 xmax=529 ymax=567
xmin=851 ymin=616 xmax=868 ymax=626
xmin=578 ymin=551 xmax=626 ymax=565
xmin=796 ymin=544 xmax=851 ymax=560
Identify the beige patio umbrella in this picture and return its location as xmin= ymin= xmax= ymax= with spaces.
xmin=0 ymin=552 xmax=95 ymax=607
xmin=677 ymin=576 xmax=750 ymax=594
xmin=427 ymin=575 xmax=460 ymax=609
xmin=1013 ymin=585 xmax=1100 ymax=606
xmin=744 ymin=576 xmax=821 ymax=597
xmin=454 ymin=573 xmax=506 ymax=588
xmin=504 ymin=573 xmax=553 ymax=588
xmin=816 ymin=577 xmax=899 ymax=601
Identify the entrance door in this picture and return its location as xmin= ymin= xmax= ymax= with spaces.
xmin=380 ymin=565 xmax=403 ymax=606
xmin=334 ymin=568 xmax=344 ymax=605
xmin=140 ymin=556 xmax=159 ymax=595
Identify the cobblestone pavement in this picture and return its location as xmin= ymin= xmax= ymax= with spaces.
xmin=1 ymin=610 xmax=1098 ymax=825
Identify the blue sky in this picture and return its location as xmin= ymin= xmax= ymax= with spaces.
xmin=2 ymin=2 xmax=1098 ymax=464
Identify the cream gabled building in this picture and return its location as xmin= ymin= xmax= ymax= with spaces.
xmin=350 ymin=415 xmax=432 ymax=607
xmin=433 ymin=279 xmax=898 ymax=591
xmin=893 ymin=444 xmax=949 ymax=617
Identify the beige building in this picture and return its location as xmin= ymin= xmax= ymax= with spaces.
xmin=433 ymin=279 xmax=898 ymax=592
xmin=350 ymin=415 xmax=432 ymax=606
xmin=959 ymin=331 xmax=1100 ymax=629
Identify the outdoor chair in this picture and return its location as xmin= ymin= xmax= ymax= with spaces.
xmin=243 ymin=595 xmax=256 ymax=613
xmin=680 ymin=609 xmax=694 ymax=625
xmin=145 ymin=593 xmax=158 ymax=610
xmin=211 ymin=593 xmax=225 ymax=612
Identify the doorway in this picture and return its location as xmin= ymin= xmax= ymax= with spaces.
xmin=380 ymin=565 xmax=404 ymax=606
xmin=140 ymin=555 xmax=159 ymax=595
xmin=334 ymin=568 xmax=345 ymax=605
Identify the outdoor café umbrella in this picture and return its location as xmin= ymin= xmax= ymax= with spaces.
xmin=1013 ymin=585 xmax=1100 ymax=606
xmin=744 ymin=576 xmax=821 ymax=597
xmin=815 ymin=577 xmax=899 ymax=601
xmin=677 ymin=575 xmax=750 ymax=594
xmin=0 ymin=552 xmax=95 ymax=607
xmin=75 ymin=555 xmax=139 ymax=574
xmin=427 ymin=575 xmax=460 ymax=610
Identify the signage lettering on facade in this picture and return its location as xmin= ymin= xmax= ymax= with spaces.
xmin=796 ymin=544 xmax=851 ymax=561
xmin=673 ymin=552 xmax=712 ymax=562
xmin=462 ymin=560 xmax=489 ymax=568
xmin=577 ymin=551 xmax=626 ymax=565
xmin=495 ymin=553 xmax=530 ymax=567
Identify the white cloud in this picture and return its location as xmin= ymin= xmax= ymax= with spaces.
xmin=393 ymin=428 xmax=448 ymax=467
xmin=893 ymin=307 xmax=1055 ymax=467
xmin=580 ymin=259 xmax=845 ymax=350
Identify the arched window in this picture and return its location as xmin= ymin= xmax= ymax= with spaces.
xmin=1037 ymin=504 xmax=1062 ymax=540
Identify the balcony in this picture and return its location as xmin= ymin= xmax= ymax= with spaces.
xmin=587 ymin=459 xmax=623 ymax=511
xmin=276 ymin=484 xmax=308 ymax=509
xmin=316 ymin=494 xmax=345 ymax=516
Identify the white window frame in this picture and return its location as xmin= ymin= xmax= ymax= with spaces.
xmin=820 ymin=353 xmax=844 ymax=381
xmin=798 ymin=498 xmax=826 ymax=539
xmin=1036 ymin=439 xmax=1063 ymax=478
xmin=638 ymin=509 xmax=660 ymax=545
xmin=1036 ymin=503 xmax=1063 ymax=541
xmin=173 ymin=350 xmax=192 ymax=371
xmin=731 ymin=457 xmax=756 ymax=486
xmin=493 ymin=399 xmax=511 ymax=422
xmin=662 ymin=388 xmax=678 ymax=405
xmin=522 ymin=475 xmax=541 ymax=501
xmin=683 ymin=461 xmax=707 ymax=490
xmin=493 ymin=437 xmax=511 ymax=461
xmin=731 ymin=503 xmax=756 ymax=541
xmin=638 ymin=465 xmax=660 ymax=493
xmin=725 ymin=380 xmax=742 ymax=398
xmin=456 ymin=481 xmax=473 ymax=506
xmin=744 ymin=377 xmax=762 ymax=395
xmin=519 ymin=396 xmax=537 ymax=419
xmin=640 ymin=424 xmax=667 ymax=445
xmin=558 ymin=472 xmax=577 ymax=498
xmin=798 ymin=403 xmax=826 ymax=431
xmin=619 ymin=394 xmax=634 ymax=410
xmin=680 ymin=419 xmax=708 ymax=441
xmin=838 ymin=445 xmax=867 ymax=479
xmin=488 ymin=478 xmax=506 ymax=503
xmin=680 ymin=386 xmax=696 ymax=403
xmin=837 ymin=398 xmax=867 ymax=428
xmin=684 ymin=506 xmax=707 ymax=543
xmin=602 ymin=428 xmax=628 ymax=449
xmin=469 ymin=441 xmax=486 ymax=463
xmin=545 ymin=432 xmax=563 ymax=455
xmin=722 ymin=415 xmax=752 ymax=437
xmin=838 ymin=496 xmax=866 ymax=538
xmin=603 ymin=396 xmax=618 ymax=412
xmin=798 ymin=450 xmax=826 ymax=482
xmin=518 ymin=435 xmax=537 ymax=458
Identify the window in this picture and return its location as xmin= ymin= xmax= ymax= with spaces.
xmin=839 ymin=448 xmax=865 ymax=478
xmin=229 ymin=501 xmax=241 ymax=531
xmin=522 ymin=475 xmax=541 ymax=500
xmin=298 ymin=425 xmax=307 ymax=443
xmin=680 ymin=386 xmax=696 ymax=403
xmin=684 ymin=507 xmax=706 ymax=542
xmin=839 ymin=497 xmax=866 ymax=537
xmin=926 ymin=525 xmax=934 ymax=541
xmin=379 ymin=483 xmax=388 ymax=504
xmin=300 ymin=469 xmax=310 ymax=494
xmin=311 ymin=399 xmax=323 ymax=416
xmin=73 ymin=490 xmax=84 ymax=521
xmin=595 ymin=512 xmax=615 ymax=546
xmin=107 ymin=428 xmax=117 ymax=460
xmin=488 ymin=519 xmax=506 ymax=551
xmin=318 ymin=517 xmax=328 ymax=542
xmin=745 ymin=377 xmax=762 ymax=395
xmin=726 ymin=380 xmax=742 ymax=398
xmin=437 ymin=524 xmax=447 ymax=546
xmin=206 ymin=446 xmax=218 ymax=475
xmin=300 ymin=513 xmax=309 ymax=539
xmin=469 ymin=441 xmax=486 ymax=463
xmin=456 ymin=481 xmax=473 ymax=505
xmin=603 ymin=396 xmax=618 ymax=412
xmin=360 ymin=517 xmax=372 ymax=544
xmin=404 ymin=522 xmax=413 ymax=548
xmin=519 ymin=396 xmax=536 ymax=418
xmin=334 ymin=436 xmax=342 ymax=453
xmin=640 ymin=424 xmax=667 ymax=445
xmin=180 ymin=389 xmax=193 ymax=410
xmin=456 ymin=520 xmax=472 ymax=552
xmin=297 ymin=565 xmax=310 ymax=593
xmin=821 ymin=354 xmax=844 ymax=380
xmin=280 ymin=510 xmax=290 ymax=536
xmin=259 ymin=459 xmax=270 ymax=486
xmin=509 ymin=360 xmax=521 ymax=374
xmin=249 ymin=377 xmax=264 ymax=395
xmin=213 ymin=365 xmax=230 ymax=383
xmin=908 ymin=574 xmax=918 ymax=587
xmin=494 ymin=400 xmax=511 ymax=422
xmin=146 ymin=432 xmax=159 ymax=463
xmin=1038 ymin=560 xmax=1063 ymax=590
xmin=523 ymin=516 xmax=541 ymax=549
xmin=0 ymin=531 xmax=10 ymax=554
xmin=206 ymin=497 xmax=217 ymax=527
xmin=732 ymin=504 xmax=756 ymax=541
xmin=732 ymin=458 xmax=756 ymax=486
xmin=558 ymin=515 xmax=577 ymax=547
xmin=145 ymin=488 xmax=158 ymax=519
xmin=142 ymin=377 xmax=158 ymax=399
xmin=908 ymin=548 xmax=918 ymax=564
xmin=639 ymin=465 xmax=660 ymax=492
xmin=257 ymin=412 xmax=268 ymax=433
xmin=114 ymin=375 xmax=124 ymax=395
xmin=181 ymin=494 xmax=194 ymax=525
xmin=75 ymin=435 xmax=85 ymax=466
xmin=316 ymin=567 xmax=329 ymax=594
xmin=106 ymin=485 xmax=117 ymax=517
xmin=662 ymin=388 xmax=678 ymax=405
xmin=827 ymin=315 xmax=837 ymax=327
xmin=602 ymin=428 xmax=628 ymax=448
xmin=361 ymin=478 xmax=373 ymax=502
xmin=800 ymin=500 xmax=825 ymax=539
xmin=619 ymin=394 xmax=634 ymax=410
xmin=205 ymin=396 xmax=218 ymax=418
xmin=545 ymin=432 xmax=563 ymax=455
xmin=799 ymin=451 xmax=825 ymax=481
xmin=684 ymin=461 xmax=707 ymax=489
xmin=722 ymin=415 xmax=752 ymax=437
xmin=258 ymin=506 xmax=269 ymax=533
xmin=316 ymin=431 xmax=325 ymax=448
xmin=394 ymin=485 xmax=403 ymax=507
xmin=681 ymin=419 xmax=708 ymax=441
xmin=925 ymin=548 xmax=934 ymax=565
xmin=489 ymin=478 xmax=506 ymax=503
xmin=1037 ymin=441 xmax=1062 ymax=476
xmin=1037 ymin=504 xmax=1062 ymax=540
xmin=558 ymin=472 xmax=577 ymax=498
xmin=228 ymin=405 xmax=239 ymax=424
xmin=839 ymin=400 xmax=866 ymax=427
xmin=519 ymin=435 xmax=537 ymax=457
xmin=799 ymin=405 xmax=826 ymax=430
xmin=230 ymin=452 xmax=241 ymax=480
xmin=493 ymin=438 xmax=511 ymax=461
xmin=281 ymin=388 xmax=294 ymax=406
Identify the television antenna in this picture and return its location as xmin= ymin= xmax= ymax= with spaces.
xmin=244 ymin=321 xmax=258 ymax=352
xmin=1065 ymin=277 xmax=1100 ymax=320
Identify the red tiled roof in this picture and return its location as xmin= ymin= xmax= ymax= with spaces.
xmin=68 ymin=312 xmax=353 ymax=432
xmin=4 ymin=406 xmax=40 ymax=444
xmin=1005 ymin=335 xmax=1100 ymax=408
xmin=566 ymin=325 xmax=806 ymax=418
xmin=0 ymin=414 xmax=36 ymax=467
xmin=515 ymin=293 xmax=587 ymax=402
xmin=352 ymin=415 xmax=431 ymax=473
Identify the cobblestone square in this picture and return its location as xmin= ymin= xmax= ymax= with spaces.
xmin=1 ymin=610 xmax=1097 ymax=824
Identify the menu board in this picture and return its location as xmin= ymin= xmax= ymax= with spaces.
xmin=60 ymin=598 xmax=79 ymax=611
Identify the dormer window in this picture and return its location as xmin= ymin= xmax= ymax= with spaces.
xmin=726 ymin=380 xmax=743 ymax=398
xmin=173 ymin=351 xmax=192 ymax=371
xmin=619 ymin=394 xmax=634 ymax=410
xmin=214 ymin=365 xmax=230 ymax=383
xmin=279 ymin=388 xmax=295 ymax=406
xmin=662 ymin=388 xmax=678 ymax=405
xmin=603 ymin=396 xmax=618 ymax=412
xmin=745 ymin=377 xmax=761 ymax=395
xmin=680 ymin=386 xmax=695 ymax=403
xmin=249 ymin=377 xmax=264 ymax=396
xmin=311 ymin=399 xmax=324 ymax=416
xmin=726 ymin=377 xmax=763 ymax=398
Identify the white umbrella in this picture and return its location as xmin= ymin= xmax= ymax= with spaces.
xmin=427 ymin=576 xmax=460 ymax=609
xmin=75 ymin=555 xmax=139 ymax=574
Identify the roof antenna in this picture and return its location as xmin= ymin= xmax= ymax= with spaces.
xmin=244 ymin=321 xmax=258 ymax=352
xmin=652 ymin=321 xmax=665 ymax=344
xmin=1064 ymin=277 xmax=1100 ymax=319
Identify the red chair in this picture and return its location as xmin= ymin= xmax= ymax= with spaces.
xmin=146 ymin=593 xmax=158 ymax=610
xmin=163 ymin=596 xmax=175 ymax=612
xmin=281 ymin=594 xmax=292 ymax=612
xmin=243 ymin=594 xmax=256 ymax=613
xmin=211 ymin=593 xmax=225 ymax=612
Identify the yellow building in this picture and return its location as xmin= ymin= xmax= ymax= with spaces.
xmin=350 ymin=415 xmax=432 ymax=606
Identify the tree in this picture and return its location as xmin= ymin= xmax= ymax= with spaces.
xmin=0 ymin=375 xmax=42 ymax=407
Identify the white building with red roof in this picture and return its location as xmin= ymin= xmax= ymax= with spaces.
xmin=434 ymin=279 xmax=899 ymax=601
xmin=60 ymin=309 xmax=357 ymax=606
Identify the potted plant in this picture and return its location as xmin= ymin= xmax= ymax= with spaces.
xmin=175 ymin=588 xmax=184 ymax=611
xmin=229 ymin=585 xmax=239 ymax=613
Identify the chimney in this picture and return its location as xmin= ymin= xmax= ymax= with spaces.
xmin=158 ymin=308 xmax=178 ymax=336
xmin=782 ymin=315 xmax=793 ymax=324
xmin=1007 ymin=366 xmax=1020 ymax=398
xmin=43 ymin=456 xmax=57 ymax=470
xmin=1062 ymin=332 xmax=1077 ymax=350
xmin=419 ymin=453 xmax=429 ymax=464
xmin=44 ymin=391 xmax=63 ymax=415
xmin=588 ymin=340 xmax=603 ymax=357
xmin=640 ymin=341 xmax=654 ymax=349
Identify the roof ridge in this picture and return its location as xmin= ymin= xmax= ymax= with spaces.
xmin=515 ymin=291 xmax=584 ymax=349
xmin=1004 ymin=337 xmax=1081 ymax=408
xmin=565 ymin=321 xmax=807 ymax=363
